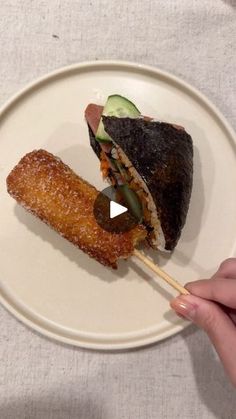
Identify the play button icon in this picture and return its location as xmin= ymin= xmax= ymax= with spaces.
xmin=110 ymin=201 xmax=128 ymax=219
xmin=93 ymin=185 xmax=143 ymax=234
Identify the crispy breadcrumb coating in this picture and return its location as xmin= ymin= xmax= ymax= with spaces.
xmin=6 ymin=150 xmax=146 ymax=268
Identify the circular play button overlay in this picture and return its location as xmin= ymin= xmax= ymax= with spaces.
xmin=93 ymin=185 xmax=143 ymax=234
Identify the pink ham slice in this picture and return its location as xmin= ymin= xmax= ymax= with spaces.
xmin=84 ymin=104 xmax=153 ymax=133
xmin=85 ymin=104 xmax=112 ymax=153
xmin=84 ymin=104 xmax=184 ymax=139
xmin=85 ymin=104 xmax=103 ymax=135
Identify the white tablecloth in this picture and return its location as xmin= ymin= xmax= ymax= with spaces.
xmin=0 ymin=1 xmax=236 ymax=418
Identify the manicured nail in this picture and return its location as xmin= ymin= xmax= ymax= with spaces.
xmin=170 ymin=296 xmax=198 ymax=320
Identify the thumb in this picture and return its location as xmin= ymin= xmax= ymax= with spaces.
xmin=170 ymin=295 xmax=236 ymax=386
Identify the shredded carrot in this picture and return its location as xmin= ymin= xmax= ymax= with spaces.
xmin=100 ymin=151 xmax=110 ymax=179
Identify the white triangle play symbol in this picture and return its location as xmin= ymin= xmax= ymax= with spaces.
xmin=110 ymin=200 xmax=128 ymax=219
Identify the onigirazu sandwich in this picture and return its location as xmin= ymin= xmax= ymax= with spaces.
xmin=85 ymin=95 xmax=193 ymax=251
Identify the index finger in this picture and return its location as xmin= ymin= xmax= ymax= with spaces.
xmin=186 ymin=278 xmax=236 ymax=309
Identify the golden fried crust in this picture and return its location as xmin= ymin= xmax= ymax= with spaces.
xmin=6 ymin=150 xmax=146 ymax=268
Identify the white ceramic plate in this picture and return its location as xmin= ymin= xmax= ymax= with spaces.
xmin=1 ymin=61 xmax=236 ymax=350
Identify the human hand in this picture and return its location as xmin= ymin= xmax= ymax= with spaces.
xmin=170 ymin=258 xmax=236 ymax=387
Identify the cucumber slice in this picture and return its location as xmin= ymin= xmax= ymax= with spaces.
xmin=118 ymin=184 xmax=143 ymax=222
xmin=114 ymin=160 xmax=131 ymax=183
xmin=96 ymin=95 xmax=141 ymax=142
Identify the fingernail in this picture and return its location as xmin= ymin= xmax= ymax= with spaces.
xmin=170 ymin=296 xmax=198 ymax=321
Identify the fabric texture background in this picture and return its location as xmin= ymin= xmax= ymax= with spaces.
xmin=0 ymin=1 xmax=236 ymax=418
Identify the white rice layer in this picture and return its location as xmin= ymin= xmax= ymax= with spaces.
xmin=116 ymin=146 xmax=166 ymax=250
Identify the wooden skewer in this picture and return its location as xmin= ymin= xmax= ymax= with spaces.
xmin=133 ymin=249 xmax=190 ymax=295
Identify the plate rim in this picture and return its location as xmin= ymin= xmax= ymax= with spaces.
xmin=1 ymin=293 xmax=187 ymax=350
xmin=1 ymin=59 xmax=235 ymax=147
xmin=0 ymin=59 xmax=235 ymax=350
